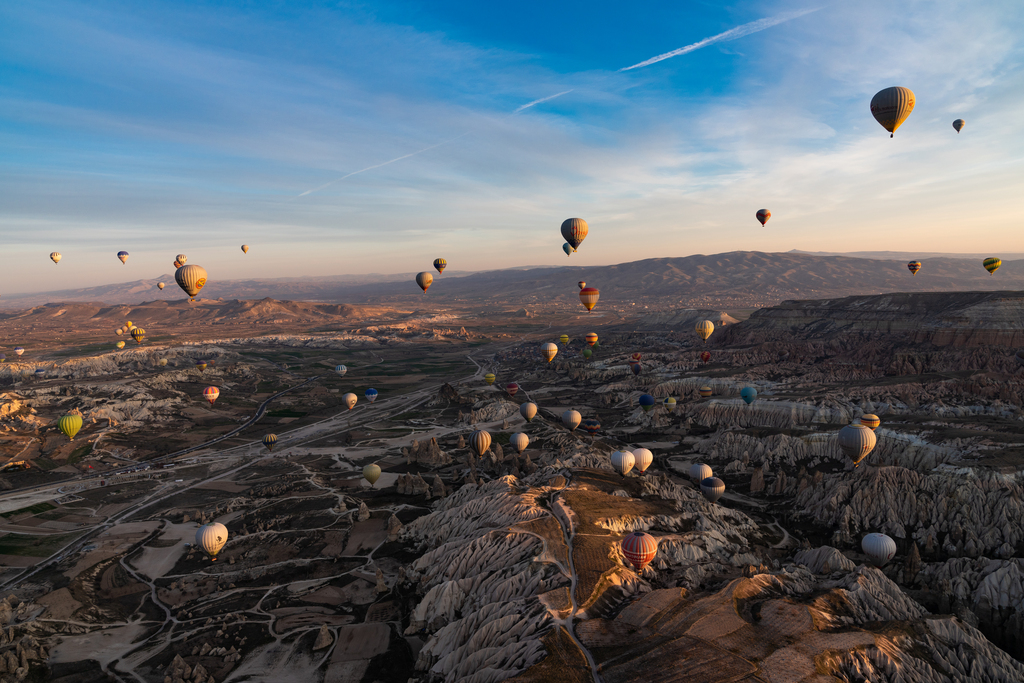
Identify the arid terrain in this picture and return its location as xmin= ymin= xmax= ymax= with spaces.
xmin=1 ymin=269 xmax=1024 ymax=682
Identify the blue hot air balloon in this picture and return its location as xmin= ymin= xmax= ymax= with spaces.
xmin=638 ymin=394 xmax=655 ymax=412
xmin=117 ymin=250 xmax=129 ymax=264
xmin=741 ymin=387 xmax=757 ymax=405
xmin=365 ymin=388 xmax=378 ymax=403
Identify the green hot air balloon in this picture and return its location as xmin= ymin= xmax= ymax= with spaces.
xmin=58 ymin=411 xmax=83 ymax=441
xmin=984 ymin=257 xmax=1001 ymax=275
xmin=363 ymin=464 xmax=382 ymax=487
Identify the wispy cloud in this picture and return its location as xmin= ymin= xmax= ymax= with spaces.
xmin=619 ymin=7 xmax=821 ymax=71
xmin=513 ymin=90 xmax=574 ymax=114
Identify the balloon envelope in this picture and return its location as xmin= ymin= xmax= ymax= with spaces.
xmin=984 ymin=257 xmax=1001 ymax=274
xmin=700 ymin=351 xmax=711 ymax=364
xmin=176 ymin=254 xmax=188 ymax=265
xmin=335 ymin=365 xmax=347 ymax=376
xmin=701 ymin=477 xmax=725 ymax=503
xmin=559 ymin=334 xmax=569 ymax=345
xmin=953 ymin=118 xmax=965 ymax=133
xmin=484 ymin=373 xmax=496 ymax=385
xmin=203 ymin=386 xmax=220 ymax=406
xmin=541 ymin=343 xmax=558 ymax=362
xmin=562 ymin=243 xmax=573 ymax=256
xmin=175 ymin=264 xmax=208 ymax=300
xmin=343 ymin=393 xmax=358 ymax=410
xmin=579 ymin=287 xmax=600 ymax=312
xmin=363 ymin=464 xmax=382 ymax=486
xmin=195 ymin=522 xmax=228 ymax=559
xmin=117 ymin=250 xmax=129 ymax=264
xmin=510 ymin=432 xmax=529 ymax=453
xmin=561 ymin=410 xmax=581 ymax=431
xmin=838 ymin=423 xmax=876 ymax=466
xmin=582 ymin=347 xmax=592 ymax=359
xmin=470 ymin=430 xmax=491 ymax=457
xmin=416 ymin=271 xmax=433 ymax=292
xmin=506 ymin=383 xmax=519 ymax=397
xmin=860 ymin=414 xmax=881 ymax=430
xmin=695 ymin=320 xmax=715 ymax=342
xmin=241 ymin=244 xmax=249 ymax=253
xmin=610 ymin=450 xmax=635 ymax=476
xmin=365 ymin=388 xmax=378 ymax=403
xmin=520 ymin=402 xmax=538 ymax=422
xmin=560 ymin=217 xmax=589 ymax=250
xmin=577 ymin=281 xmax=586 ymax=289
xmin=585 ymin=333 xmax=598 ymax=347
xmin=50 ymin=252 xmax=61 ymax=264
xmin=756 ymin=209 xmax=771 ymax=226
xmin=158 ymin=282 xmax=165 ymax=289
xmin=582 ymin=418 xmax=600 ymax=436
xmin=689 ymin=463 xmax=712 ymax=482
xmin=58 ymin=413 xmax=83 ymax=441
xmin=663 ymin=397 xmax=676 ymax=412
xmin=433 ymin=258 xmax=447 ymax=274
xmin=131 ymin=328 xmax=145 ymax=344
xmin=638 ymin=394 xmax=655 ymax=412
xmin=740 ymin=387 xmax=757 ymax=404
xmin=621 ymin=531 xmax=658 ymax=571
xmin=862 ymin=533 xmax=897 ymax=567
xmin=262 ymin=434 xmax=277 ymax=452
xmin=115 ymin=341 xmax=125 ymax=350
xmin=632 ymin=448 xmax=653 ymax=473
xmin=907 ymin=261 xmax=922 ymax=275
xmin=870 ymin=86 xmax=916 ymax=137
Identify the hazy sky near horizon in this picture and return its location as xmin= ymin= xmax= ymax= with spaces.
xmin=2 ymin=0 xmax=1023 ymax=294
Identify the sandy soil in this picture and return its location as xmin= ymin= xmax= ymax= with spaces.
xmin=50 ymin=623 xmax=150 ymax=667
xmin=35 ymin=587 xmax=83 ymax=619
xmin=130 ymin=521 xmax=196 ymax=579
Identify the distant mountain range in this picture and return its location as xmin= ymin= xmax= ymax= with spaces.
xmin=2 ymin=251 xmax=1022 ymax=309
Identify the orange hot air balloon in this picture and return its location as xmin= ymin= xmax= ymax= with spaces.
xmin=908 ymin=261 xmax=922 ymax=275
xmin=585 ymin=332 xmax=598 ymax=347
xmin=756 ymin=209 xmax=771 ymax=226
xmin=621 ymin=531 xmax=658 ymax=571
xmin=579 ymin=287 xmax=599 ymax=312
xmin=203 ymin=386 xmax=220 ymax=406
xmin=541 ymin=343 xmax=558 ymax=362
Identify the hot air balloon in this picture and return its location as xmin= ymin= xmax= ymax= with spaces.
xmin=117 ymin=251 xmax=129 ymax=264
xmin=195 ymin=361 xmax=207 ymax=372
xmin=335 ymin=364 xmax=347 ymax=377
xmin=115 ymin=341 xmax=125 ymax=350
xmin=621 ymin=531 xmax=658 ymax=571
xmin=50 ymin=252 xmax=61 ymax=264
xmin=363 ymin=464 xmax=382 ymax=486
xmin=577 ymin=281 xmax=586 ymax=290
xmin=861 ymin=533 xmax=897 ymax=567
xmin=700 ymin=350 xmax=711 ymax=364
xmin=173 ymin=261 xmax=181 ymax=268
xmin=176 ymin=254 xmax=188 ymax=265
xmin=636 ymin=394 xmax=653 ymax=412
xmin=14 ymin=348 xmax=24 ymax=356
xmin=157 ymin=358 xmax=168 ymax=367
xmin=907 ymin=261 xmax=922 ymax=275
xmin=470 ymin=430 xmax=491 ymax=457
xmin=241 ymin=245 xmax=249 ymax=253
xmin=579 ymin=287 xmax=599 ymax=312
xmin=506 ymin=383 xmax=519 ymax=397
xmin=953 ymin=119 xmax=965 ymax=133
xmin=629 ymin=361 xmax=641 ymax=377
xmin=695 ymin=320 xmax=714 ymax=343
xmin=838 ymin=423 xmax=876 ymax=466
xmin=484 ymin=373 xmax=496 ymax=386
xmin=701 ymin=477 xmax=725 ymax=503
xmin=0 ymin=354 xmax=5 ymax=363
xmin=541 ymin=343 xmax=558 ymax=363
xmin=984 ymin=257 xmax=1001 ymax=274
xmin=870 ymin=86 xmax=915 ymax=137
xmin=756 ymin=209 xmax=771 ymax=226
xmin=633 ymin=448 xmax=653 ymax=474
xmin=631 ymin=353 xmax=642 ymax=361
xmin=562 ymin=243 xmax=573 ymax=257
xmin=58 ymin=411 xmax=83 ymax=441
xmin=582 ymin=348 xmax=593 ymax=360
xmin=433 ymin=258 xmax=447 ymax=274
xmin=561 ymin=218 xmax=588 ymax=250
xmin=115 ymin=328 xmax=123 ymax=336
xmin=740 ymin=387 xmax=757 ymax=405
xmin=125 ymin=321 xmax=134 ymax=329
xmin=520 ymin=402 xmax=538 ymax=422
xmin=175 ymin=264 xmax=208 ymax=301
xmin=203 ymin=386 xmax=220 ymax=406
xmin=663 ymin=397 xmax=676 ymax=412
xmin=559 ymin=334 xmax=569 ymax=345
xmin=196 ymin=522 xmax=228 ymax=560
xmin=415 ymin=272 xmax=433 ymax=292
xmin=860 ymin=414 xmax=881 ymax=431
xmin=562 ymin=410 xmax=581 ymax=431
xmin=585 ymin=333 xmax=598 ymax=347
xmin=131 ymin=328 xmax=145 ymax=344
xmin=689 ymin=463 xmax=712 ymax=482
xmin=157 ymin=282 xmax=165 ymax=290
xmin=610 ymin=450 xmax=635 ymax=476
xmin=698 ymin=385 xmax=713 ymax=398
xmin=582 ymin=418 xmax=600 ymax=436
xmin=343 ymin=393 xmax=357 ymax=410
xmin=34 ymin=368 xmax=45 ymax=378
xmin=365 ymin=388 xmax=378 ymax=403
xmin=262 ymin=434 xmax=277 ymax=452
xmin=510 ymin=433 xmax=529 ymax=454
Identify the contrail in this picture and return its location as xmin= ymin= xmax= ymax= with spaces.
xmin=513 ymin=89 xmax=573 ymax=114
xmin=619 ymin=7 xmax=821 ymax=72
xmin=299 ymin=90 xmax=572 ymax=197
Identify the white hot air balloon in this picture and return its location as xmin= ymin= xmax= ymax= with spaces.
xmin=510 ymin=432 xmax=529 ymax=454
xmin=561 ymin=410 xmax=581 ymax=431
xmin=520 ymin=402 xmax=538 ymax=422
xmin=838 ymin=423 xmax=877 ymax=467
xmin=632 ymin=448 xmax=653 ymax=474
xmin=610 ymin=450 xmax=635 ymax=476
xmin=195 ymin=522 xmax=229 ymax=560
xmin=700 ymin=477 xmax=725 ymax=503
xmin=689 ymin=463 xmax=713 ymax=482
xmin=342 ymin=392 xmax=357 ymax=410
xmin=862 ymin=533 xmax=897 ymax=567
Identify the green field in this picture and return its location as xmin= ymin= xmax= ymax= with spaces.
xmin=0 ymin=502 xmax=56 ymax=519
xmin=0 ymin=531 xmax=81 ymax=557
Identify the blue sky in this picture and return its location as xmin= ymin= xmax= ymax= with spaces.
xmin=2 ymin=0 xmax=1023 ymax=293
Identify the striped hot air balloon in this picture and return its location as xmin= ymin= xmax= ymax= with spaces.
xmin=695 ymin=320 xmax=714 ymax=343
xmin=701 ymin=477 xmax=725 ymax=503
xmin=50 ymin=252 xmax=61 ymax=264
xmin=262 ymin=434 xmax=277 ymax=452
xmin=862 ymin=533 xmax=897 ymax=567
xmin=838 ymin=423 xmax=877 ymax=467
xmin=582 ymin=418 xmax=600 ymax=436
xmin=870 ymin=86 xmax=916 ymax=137
xmin=577 ymin=281 xmax=586 ymax=289
xmin=203 ymin=386 xmax=220 ymax=406
xmin=756 ymin=209 xmax=771 ymax=226
xmin=58 ymin=412 xmax=83 ymax=441
xmin=365 ymin=388 xmax=378 ymax=403
xmin=610 ymin=450 xmax=634 ymax=476
xmin=907 ymin=261 xmax=922 ymax=275
xmin=131 ymin=327 xmax=145 ymax=344
xmin=579 ymin=287 xmax=599 ymax=312
xmin=484 ymin=373 xmax=496 ymax=386
xmin=689 ymin=463 xmax=712 ymax=482
xmin=860 ymin=414 xmax=881 ymax=431
xmin=560 ymin=218 xmax=588 ymax=250
xmin=663 ymin=397 xmax=676 ymax=412
xmin=176 ymin=254 xmax=188 ymax=265
xmin=470 ymin=430 xmax=491 ymax=457
xmin=561 ymin=410 xmax=581 ymax=431
xmin=335 ymin=364 xmax=347 ymax=377
xmin=175 ymin=264 xmax=208 ymax=301
xmin=984 ymin=257 xmax=1001 ymax=274
xmin=585 ymin=333 xmax=598 ymax=347
xmin=433 ymin=258 xmax=447 ymax=274
xmin=510 ymin=433 xmax=529 ymax=453
xmin=520 ymin=402 xmax=538 ymax=422
xmin=506 ymin=383 xmax=519 ymax=397
xmin=621 ymin=531 xmax=658 ymax=571
xmin=541 ymin=343 xmax=558 ymax=362
xmin=559 ymin=334 xmax=569 ymax=345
